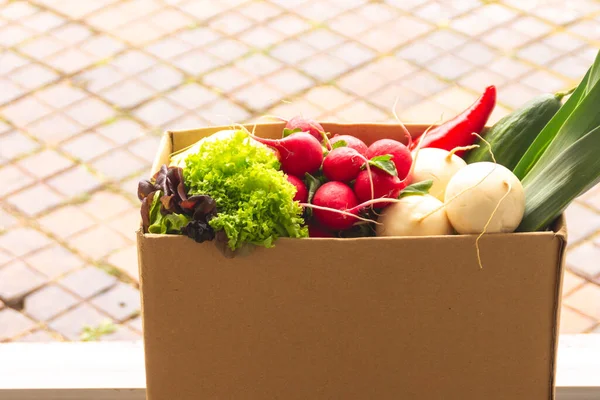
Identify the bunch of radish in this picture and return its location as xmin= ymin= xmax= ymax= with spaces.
xmin=250 ymin=115 xmax=526 ymax=243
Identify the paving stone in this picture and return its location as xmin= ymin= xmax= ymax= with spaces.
xmin=101 ymin=80 xmax=154 ymax=109
xmin=266 ymin=68 xmax=314 ymax=96
xmin=209 ymin=11 xmax=253 ymax=34
xmin=559 ymin=307 xmax=597 ymax=334
xmin=268 ymin=100 xmax=322 ymax=122
xmin=96 ymin=119 xmax=146 ymax=145
xmin=24 ymin=245 xmax=84 ymax=279
xmin=52 ymin=23 xmax=93 ymax=45
xmin=268 ymin=13 xmax=311 ymax=37
xmin=60 ymin=132 xmax=114 ymax=162
xmin=24 ymin=284 xmax=80 ymax=321
xmin=80 ymin=191 xmax=134 ymax=222
xmin=81 ymin=35 xmax=126 ymax=59
xmin=400 ymin=71 xmax=448 ymax=98
xmin=108 ymin=208 xmax=140 ymax=239
xmin=0 ymin=79 xmax=25 ymax=105
xmin=0 ymin=228 xmax=52 ymax=258
xmin=134 ymin=98 xmax=185 ymax=127
xmin=330 ymin=42 xmax=375 ymax=68
xmin=518 ymin=42 xmax=560 ymax=67
xmin=562 ymin=271 xmax=586 ymax=297
xmin=428 ymin=54 xmax=474 ymax=80
xmin=370 ymin=85 xmax=423 ymax=112
xmin=167 ymin=84 xmax=219 ymax=110
xmin=335 ymin=101 xmax=388 ymax=122
xmin=59 ymin=266 xmax=118 ymax=299
xmin=176 ymin=27 xmax=221 ymax=47
xmin=238 ymin=1 xmax=281 ymax=21
xmin=48 ymin=303 xmax=111 ymax=341
xmin=0 ymin=131 xmax=39 ymax=160
xmin=6 ymin=184 xmax=64 ymax=216
xmin=197 ymin=98 xmax=250 ymax=126
xmin=304 ymin=86 xmax=354 ymax=111
xmin=239 ymin=26 xmax=281 ymax=49
xmin=92 ymin=150 xmax=146 ymax=181
xmin=17 ymin=150 xmax=74 ymax=180
xmin=9 ymin=63 xmax=58 ymax=91
xmin=497 ymin=83 xmax=539 ymax=110
xmin=90 ymin=282 xmax=140 ymax=322
xmin=0 ymin=24 xmax=35 ymax=47
xmin=19 ymin=35 xmax=65 ymax=59
xmin=17 ymin=329 xmax=58 ymax=342
xmin=459 ymin=69 xmax=508 ymax=93
xmin=138 ymin=65 xmax=184 ymax=92
xmin=1 ymin=95 xmax=52 ymax=128
xmin=99 ymin=325 xmax=141 ymax=341
xmin=300 ymin=54 xmax=350 ymax=82
xmin=0 ymin=51 xmax=28 ymax=75
xmin=0 ymin=208 xmax=17 ymax=231
xmin=522 ymin=70 xmax=569 ymax=93
xmin=0 ymin=298 xmax=4 ymax=310
xmin=167 ymin=114 xmax=210 ymax=131
xmin=1 ymin=2 xmax=38 ymax=20
xmin=0 ymin=250 xmax=12 ymax=267
xmin=107 ymin=245 xmax=139 ymax=282
xmin=270 ymin=40 xmax=317 ymax=64
xmin=127 ymin=316 xmax=143 ymax=333
xmin=64 ymin=98 xmax=115 ymax=128
xmin=204 ymin=66 xmax=253 ymax=92
xmin=567 ymin=243 xmax=600 ymax=280
xmin=564 ymin=202 xmax=600 ymax=245
xmin=550 ymin=57 xmax=590 ymax=81
xmin=110 ymin=50 xmax=156 ymax=76
xmin=47 ymin=166 xmax=103 ymax=198
xmin=27 ymin=113 xmax=84 ymax=146
xmin=70 ymin=225 xmax=129 ymax=261
xmin=127 ymin=136 xmax=162 ymax=164
xmin=0 ymin=165 xmax=34 ymax=198
xmin=564 ymin=284 xmax=600 ymax=321
xmin=74 ymin=65 xmax=125 ymax=92
xmin=0 ymin=261 xmax=47 ymax=304
xmin=0 ymin=309 xmax=36 ymax=341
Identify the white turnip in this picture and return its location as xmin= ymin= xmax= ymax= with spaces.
xmin=411 ymin=148 xmax=466 ymax=201
xmin=444 ymin=162 xmax=525 ymax=234
xmin=376 ymin=194 xmax=453 ymax=237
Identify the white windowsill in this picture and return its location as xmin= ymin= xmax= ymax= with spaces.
xmin=0 ymin=334 xmax=598 ymax=400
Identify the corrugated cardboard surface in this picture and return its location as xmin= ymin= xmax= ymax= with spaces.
xmin=138 ymin=123 xmax=567 ymax=400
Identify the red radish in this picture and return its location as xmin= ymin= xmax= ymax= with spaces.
xmin=353 ymin=168 xmax=409 ymax=205
xmin=286 ymin=175 xmax=308 ymax=203
xmin=249 ymin=132 xmax=323 ymax=177
xmin=366 ymin=139 xmax=412 ymax=180
xmin=323 ymin=147 xmax=365 ymax=182
xmin=308 ymin=224 xmax=334 ymax=237
xmin=312 ymin=182 xmax=359 ymax=231
xmin=285 ymin=115 xmax=325 ymax=141
xmin=330 ymin=135 xmax=368 ymax=156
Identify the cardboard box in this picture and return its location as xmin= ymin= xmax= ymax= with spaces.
xmin=137 ymin=123 xmax=567 ymax=400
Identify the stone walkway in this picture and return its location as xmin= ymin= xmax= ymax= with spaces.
xmin=0 ymin=0 xmax=599 ymax=342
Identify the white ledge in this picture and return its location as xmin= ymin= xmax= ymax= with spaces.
xmin=0 ymin=335 xmax=598 ymax=399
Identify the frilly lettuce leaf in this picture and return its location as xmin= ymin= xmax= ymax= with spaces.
xmin=183 ymin=130 xmax=308 ymax=250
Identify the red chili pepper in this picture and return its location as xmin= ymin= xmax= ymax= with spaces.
xmin=412 ymin=85 xmax=496 ymax=157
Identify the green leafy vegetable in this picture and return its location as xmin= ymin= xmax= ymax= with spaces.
xmin=282 ymin=127 xmax=302 ymax=137
xmin=366 ymin=154 xmax=398 ymax=176
xmin=305 ymin=172 xmax=322 ymax=204
xmin=398 ymin=180 xmax=433 ymax=198
xmin=184 ymin=130 xmax=308 ymax=250
xmin=80 ymin=319 xmax=117 ymax=342
xmin=146 ymin=190 xmax=191 ymax=234
xmin=514 ymin=49 xmax=600 ymax=231
xmin=332 ymin=140 xmax=347 ymax=149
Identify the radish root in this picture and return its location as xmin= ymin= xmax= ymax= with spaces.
xmin=392 ymin=97 xmax=412 ymax=148
xmin=475 ymin=181 xmax=512 ymax=269
xmin=472 ymin=132 xmax=496 ymax=163
xmin=447 ymin=144 xmax=479 ymax=160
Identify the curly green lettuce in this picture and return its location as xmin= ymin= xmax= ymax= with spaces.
xmin=183 ymin=130 xmax=308 ymax=250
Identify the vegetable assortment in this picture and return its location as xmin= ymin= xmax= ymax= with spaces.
xmin=138 ymin=49 xmax=600 ymax=257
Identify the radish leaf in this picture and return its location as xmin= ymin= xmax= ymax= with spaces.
xmin=398 ymin=180 xmax=433 ymax=198
xmin=368 ymin=155 xmax=398 ymax=176
xmin=332 ymin=140 xmax=347 ymax=149
xmin=283 ymin=127 xmax=302 ymax=137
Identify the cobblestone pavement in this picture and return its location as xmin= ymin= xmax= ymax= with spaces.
xmin=1 ymin=0 xmax=599 ymax=342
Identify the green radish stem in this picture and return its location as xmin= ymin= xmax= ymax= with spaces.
xmin=555 ymin=86 xmax=577 ymax=100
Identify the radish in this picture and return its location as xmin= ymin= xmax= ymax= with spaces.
xmin=376 ymin=194 xmax=453 ymax=237
xmin=286 ymin=174 xmax=308 ymax=203
xmin=411 ymin=148 xmax=467 ymax=201
xmin=323 ymin=147 xmax=365 ymax=182
xmin=353 ymin=168 xmax=409 ymax=205
xmin=308 ymin=224 xmax=334 ymax=237
xmin=444 ymin=162 xmax=525 ymax=234
xmin=330 ymin=135 xmax=368 ymax=156
xmin=312 ymin=182 xmax=359 ymax=230
xmin=248 ymin=131 xmax=323 ymax=177
xmin=366 ymin=139 xmax=412 ymax=179
xmin=285 ymin=115 xmax=325 ymax=141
